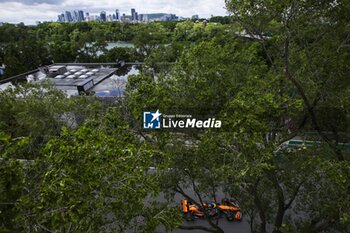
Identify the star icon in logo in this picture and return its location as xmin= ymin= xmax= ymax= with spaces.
xmin=151 ymin=110 xmax=162 ymax=122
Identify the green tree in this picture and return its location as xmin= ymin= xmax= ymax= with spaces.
xmin=0 ymin=96 xmax=181 ymax=232
xmin=0 ymin=132 xmax=25 ymax=233
xmin=223 ymin=0 xmax=350 ymax=232
xmin=0 ymin=84 xmax=102 ymax=159
xmin=225 ymin=0 xmax=350 ymax=161
xmin=132 ymin=23 xmax=168 ymax=59
xmin=125 ymin=36 xmax=272 ymax=233
xmin=101 ymin=47 xmax=137 ymax=63
xmin=15 ymin=125 xmax=179 ymax=233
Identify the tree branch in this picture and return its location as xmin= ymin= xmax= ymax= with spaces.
xmin=178 ymin=225 xmax=222 ymax=233
xmin=283 ymin=30 xmax=344 ymax=161
xmin=284 ymin=181 xmax=304 ymax=211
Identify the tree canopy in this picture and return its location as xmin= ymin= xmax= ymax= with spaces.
xmin=1 ymin=2 xmax=350 ymax=233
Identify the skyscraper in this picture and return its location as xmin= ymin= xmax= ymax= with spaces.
xmin=131 ymin=8 xmax=136 ymax=21
xmin=73 ymin=11 xmax=79 ymax=22
xmin=115 ymin=9 xmax=120 ymax=21
xmin=57 ymin=13 xmax=65 ymax=22
xmin=100 ymin=11 xmax=107 ymax=21
xmin=65 ymin=11 xmax=73 ymax=22
xmin=78 ymin=10 xmax=84 ymax=22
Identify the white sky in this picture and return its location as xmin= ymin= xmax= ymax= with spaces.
xmin=0 ymin=0 xmax=228 ymax=25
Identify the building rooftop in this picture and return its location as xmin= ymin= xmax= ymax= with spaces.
xmin=0 ymin=62 xmax=140 ymax=97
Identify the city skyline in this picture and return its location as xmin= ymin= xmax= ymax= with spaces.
xmin=57 ymin=8 xmax=180 ymax=23
xmin=0 ymin=0 xmax=228 ymax=25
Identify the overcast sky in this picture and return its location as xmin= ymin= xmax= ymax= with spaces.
xmin=0 ymin=0 xmax=228 ymax=25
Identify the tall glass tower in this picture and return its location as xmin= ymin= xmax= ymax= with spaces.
xmin=100 ymin=11 xmax=107 ymax=21
xmin=131 ymin=8 xmax=136 ymax=21
xmin=116 ymin=9 xmax=120 ymax=21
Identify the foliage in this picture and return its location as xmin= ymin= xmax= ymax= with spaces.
xmin=0 ymin=105 xmax=181 ymax=233
xmin=1 ymin=3 xmax=350 ymax=232
xmin=0 ymin=84 xmax=102 ymax=159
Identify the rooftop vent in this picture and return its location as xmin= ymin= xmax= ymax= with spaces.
xmin=48 ymin=66 xmax=67 ymax=77
xmin=55 ymin=75 xmax=65 ymax=79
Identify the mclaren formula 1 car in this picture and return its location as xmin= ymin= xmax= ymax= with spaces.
xmin=181 ymin=198 xmax=242 ymax=221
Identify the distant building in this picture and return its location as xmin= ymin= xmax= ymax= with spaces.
xmin=89 ymin=15 xmax=96 ymax=21
xmin=122 ymin=15 xmax=131 ymax=22
xmin=107 ymin=14 xmax=113 ymax=21
xmin=131 ymin=8 xmax=136 ymax=21
xmin=85 ymin=12 xmax=90 ymax=21
xmin=116 ymin=9 xmax=120 ymax=21
xmin=78 ymin=10 xmax=84 ymax=22
xmin=56 ymin=9 xmax=180 ymax=23
xmin=100 ymin=11 xmax=107 ymax=21
xmin=139 ymin=14 xmax=144 ymax=22
xmin=140 ymin=13 xmax=178 ymax=22
xmin=192 ymin=15 xmax=199 ymax=20
xmin=160 ymin=14 xmax=178 ymax=21
xmin=121 ymin=13 xmax=126 ymax=21
xmin=72 ymin=11 xmax=78 ymax=22
xmin=65 ymin=11 xmax=73 ymax=22
xmin=57 ymin=13 xmax=65 ymax=22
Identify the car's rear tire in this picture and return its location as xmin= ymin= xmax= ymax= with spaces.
xmin=185 ymin=212 xmax=195 ymax=221
xmin=226 ymin=211 xmax=235 ymax=221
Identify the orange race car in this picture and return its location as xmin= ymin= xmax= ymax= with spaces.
xmin=181 ymin=198 xmax=242 ymax=221
xmin=219 ymin=198 xmax=242 ymax=221
xmin=181 ymin=199 xmax=219 ymax=220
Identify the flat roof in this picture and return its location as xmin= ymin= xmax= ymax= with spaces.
xmin=0 ymin=63 xmax=140 ymax=97
xmin=30 ymin=65 xmax=118 ymax=96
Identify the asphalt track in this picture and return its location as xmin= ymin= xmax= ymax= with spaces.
xmin=160 ymin=187 xmax=251 ymax=233
xmin=174 ymin=219 xmax=250 ymax=233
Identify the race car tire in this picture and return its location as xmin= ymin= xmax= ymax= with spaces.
xmin=185 ymin=212 xmax=195 ymax=221
xmin=235 ymin=212 xmax=242 ymax=221
xmin=226 ymin=211 xmax=235 ymax=221
xmin=211 ymin=211 xmax=220 ymax=220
